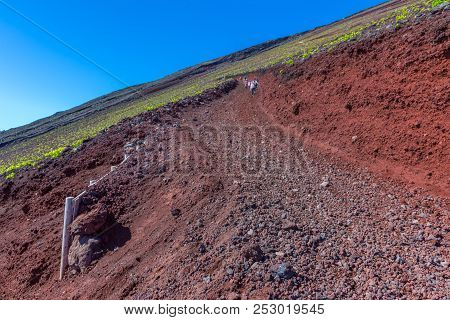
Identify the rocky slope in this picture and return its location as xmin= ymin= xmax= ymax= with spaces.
xmin=0 ymin=7 xmax=448 ymax=300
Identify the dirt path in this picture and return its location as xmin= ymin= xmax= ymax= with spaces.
xmin=0 ymin=9 xmax=448 ymax=300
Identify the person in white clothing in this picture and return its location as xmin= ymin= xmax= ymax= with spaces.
xmin=243 ymin=76 xmax=248 ymax=87
xmin=250 ymin=79 xmax=259 ymax=95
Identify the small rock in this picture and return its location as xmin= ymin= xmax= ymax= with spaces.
xmin=247 ymin=229 xmax=254 ymax=236
xmin=198 ymin=244 xmax=206 ymax=254
xmin=158 ymin=165 xmax=167 ymax=174
xmin=395 ymin=254 xmax=405 ymax=264
xmin=196 ymin=219 xmax=204 ymax=228
xmin=415 ymin=230 xmax=425 ymax=241
xmin=275 ymin=263 xmax=296 ymax=280
xmin=281 ymin=220 xmax=298 ymax=231
xmin=351 ymin=135 xmax=358 ymax=143
xmin=426 ymin=234 xmax=439 ymax=241
xmin=251 ymin=262 xmax=260 ymax=270
xmin=226 ymin=267 xmax=234 ymax=276
xmin=292 ymin=103 xmax=301 ymax=115
xmin=243 ymin=245 xmax=265 ymax=262
xmin=265 ymin=273 xmax=273 ymax=282
xmin=171 ymin=208 xmax=181 ymax=218
xmin=227 ymin=292 xmax=241 ymax=300
xmin=320 ymin=178 xmax=330 ymax=188
xmin=21 ymin=203 xmax=30 ymax=214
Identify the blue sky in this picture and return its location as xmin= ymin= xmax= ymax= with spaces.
xmin=0 ymin=0 xmax=385 ymax=131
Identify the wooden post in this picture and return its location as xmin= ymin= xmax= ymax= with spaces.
xmin=73 ymin=197 xmax=81 ymax=221
xmin=59 ymin=197 xmax=74 ymax=280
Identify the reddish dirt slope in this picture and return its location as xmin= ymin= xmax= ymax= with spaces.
xmin=260 ymin=11 xmax=450 ymax=196
xmin=0 ymin=9 xmax=448 ymax=300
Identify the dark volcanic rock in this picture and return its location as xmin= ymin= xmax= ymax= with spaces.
xmin=71 ymin=205 xmax=108 ymax=235
xmin=68 ymin=235 xmax=103 ymax=273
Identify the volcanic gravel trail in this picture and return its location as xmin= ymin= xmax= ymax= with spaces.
xmin=126 ymin=83 xmax=449 ymax=300
xmin=0 ymin=8 xmax=448 ymax=299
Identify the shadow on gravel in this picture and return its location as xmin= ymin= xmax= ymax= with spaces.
xmin=100 ymin=221 xmax=131 ymax=252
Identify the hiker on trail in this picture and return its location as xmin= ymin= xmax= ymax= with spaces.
xmin=243 ymin=76 xmax=249 ymax=88
xmin=250 ymin=79 xmax=259 ymax=95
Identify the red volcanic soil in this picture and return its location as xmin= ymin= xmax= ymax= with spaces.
xmin=0 ymin=9 xmax=448 ymax=300
xmin=264 ymin=11 xmax=450 ymax=197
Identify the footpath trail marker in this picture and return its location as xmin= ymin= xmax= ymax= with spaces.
xmin=59 ymin=197 xmax=74 ymax=280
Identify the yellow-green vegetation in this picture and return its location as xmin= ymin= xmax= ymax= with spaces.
xmin=431 ymin=0 xmax=448 ymax=7
xmin=71 ymin=139 xmax=84 ymax=148
xmin=43 ymin=146 xmax=66 ymax=159
xmin=1 ymin=0 xmax=448 ymax=178
xmin=0 ymin=159 xmax=36 ymax=178
xmin=5 ymin=172 xmax=15 ymax=179
xmin=395 ymin=7 xmax=410 ymax=23
xmin=285 ymin=58 xmax=294 ymax=66
xmin=324 ymin=27 xmax=364 ymax=50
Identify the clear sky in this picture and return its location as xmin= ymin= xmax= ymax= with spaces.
xmin=0 ymin=0 xmax=386 ymax=131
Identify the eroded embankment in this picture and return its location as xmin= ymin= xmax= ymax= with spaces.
xmin=256 ymin=9 xmax=449 ymax=197
xmin=0 ymin=9 xmax=448 ymax=300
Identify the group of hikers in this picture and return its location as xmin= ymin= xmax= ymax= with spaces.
xmin=243 ymin=76 xmax=259 ymax=95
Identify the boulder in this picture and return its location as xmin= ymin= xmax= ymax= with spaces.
xmin=68 ymin=235 xmax=102 ymax=272
xmin=71 ymin=205 xmax=108 ymax=235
